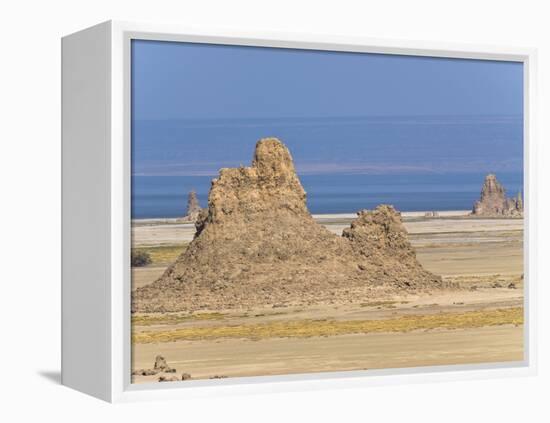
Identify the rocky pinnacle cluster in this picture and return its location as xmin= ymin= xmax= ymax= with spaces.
xmin=471 ymin=174 xmax=523 ymax=217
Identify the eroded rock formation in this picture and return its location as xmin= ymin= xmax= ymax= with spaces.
xmin=471 ymin=174 xmax=523 ymax=217
xmin=179 ymin=190 xmax=202 ymax=222
xmin=153 ymin=355 xmax=173 ymax=372
xmin=132 ymin=138 xmax=448 ymax=313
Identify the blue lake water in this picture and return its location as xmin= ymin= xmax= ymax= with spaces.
xmin=132 ymin=116 xmax=523 ymax=177
xmin=131 ymin=115 xmax=523 ymax=218
xmin=131 ymin=172 xmax=523 ymax=219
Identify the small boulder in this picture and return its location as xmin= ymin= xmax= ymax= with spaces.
xmin=158 ymin=375 xmax=180 ymax=382
xmin=132 ymin=368 xmax=158 ymax=376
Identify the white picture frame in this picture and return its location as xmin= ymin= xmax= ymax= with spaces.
xmin=61 ymin=20 xmax=538 ymax=403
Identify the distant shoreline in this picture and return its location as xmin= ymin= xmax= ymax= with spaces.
xmin=131 ymin=210 xmax=472 ymax=225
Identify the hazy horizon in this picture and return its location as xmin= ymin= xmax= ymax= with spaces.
xmin=132 ymin=113 xmax=523 ymax=177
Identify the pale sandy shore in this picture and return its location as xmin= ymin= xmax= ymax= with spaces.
xmin=132 ymin=210 xmax=470 ymax=226
xmin=131 ymin=212 xmax=524 ymax=383
xmin=313 ymin=210 xmax=470 ymax=220
xmin=131 ymin=210 xmax=522 ymax=246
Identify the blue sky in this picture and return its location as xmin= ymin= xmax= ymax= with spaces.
xmin=131 ymin=40 xmax=523 ymax=176
xmin=132 ymin=40 xmax=523 ymax=120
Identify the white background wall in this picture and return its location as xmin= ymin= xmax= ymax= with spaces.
xmin=0 ymin=0 xmax=548 ymax=421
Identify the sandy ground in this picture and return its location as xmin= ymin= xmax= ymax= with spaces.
xmin=133 ymin=326 xmax=523 ymax=382
xmin=132 ymin=266 xmax=166 ymax=290
xmin=131 ymin=212 xmax=524 ymax=383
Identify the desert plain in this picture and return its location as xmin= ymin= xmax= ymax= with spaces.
xmin=131 ymin=211 xmax=524 ymax=383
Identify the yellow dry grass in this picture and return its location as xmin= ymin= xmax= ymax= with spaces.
xmin=132 ymin=307 xmax=523 ymax=344
xmin=132 ymin=312 xmax=226 ymax=326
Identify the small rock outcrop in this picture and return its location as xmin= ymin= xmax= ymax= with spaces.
xmin=342 ymin=206 xmax=432 ymax=274
xmin=132 ymin=138 xmax=449 ymax=313
xmin=132 ymin=355 xmax=175 ymax=376
xmin=153 ymin=355 xmax=175 ymax=372
xmin=471 ymin=174 xmax=523 ymax=217
xmin=153 ymin=355 xmax=168 ymax=370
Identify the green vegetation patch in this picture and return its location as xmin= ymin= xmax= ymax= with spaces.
xmin=131 ymin=250 xmax=152 ymax=267
xmin=132 ymin=244 xmax=188 ymax=265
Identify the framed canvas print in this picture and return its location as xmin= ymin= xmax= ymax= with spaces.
xmin=61 ymin=21 xmax=538 ymax=402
